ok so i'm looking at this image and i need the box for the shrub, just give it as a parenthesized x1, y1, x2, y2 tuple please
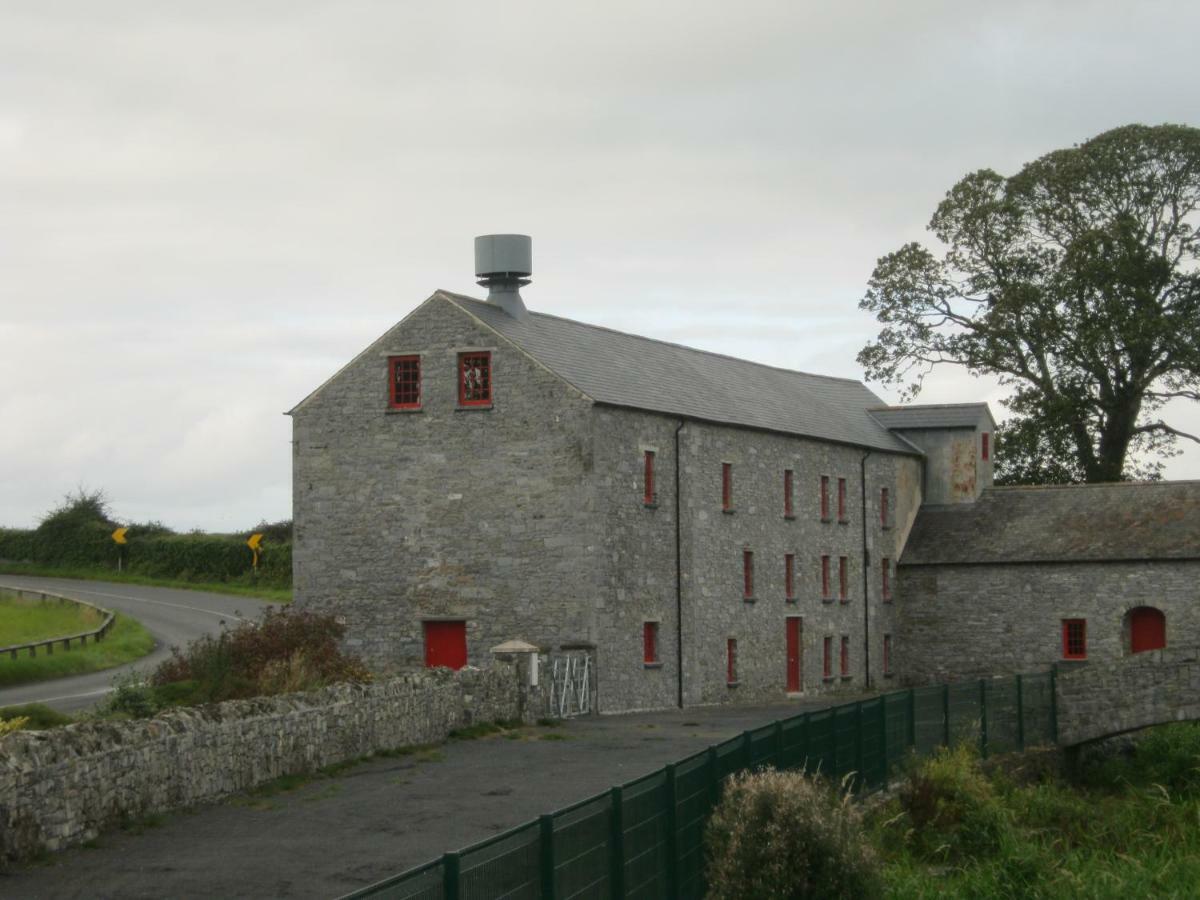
(896, 744, 1011, 862)
(0, 703, 74, 730)
(705, 767, 882, 900)
(1078, 722, 1200, 796)
(0, 716, 30, 737)
(150, 606, 369, 703)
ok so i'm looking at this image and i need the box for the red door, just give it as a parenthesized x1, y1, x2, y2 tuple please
(1130, 607, 1166, 654)
(424, 621, 467, 669)
(786, 617, 802, 692)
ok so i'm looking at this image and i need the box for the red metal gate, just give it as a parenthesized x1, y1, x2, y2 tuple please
(1129, 607, 1166, 654)
(423, 620, 467, 669)
(786, 617, 802, 692)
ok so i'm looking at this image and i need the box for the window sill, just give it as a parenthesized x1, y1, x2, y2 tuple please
(883, 672, 894, 679)
(837, 519, 850, 526)
(785, 597, 796, 604)
(456, 404, 493, 411)
(822, 597, 834, 604)
(743, 597, 756, 604)
(643, 500, 658, 509)
(822, 676, 835, 683)
(840, 675, 853, 682)
(882, 598, 893, 605)
(726, 681, 740, 688)
(839, 598, 850, 605)
(385, 407, 423, 415)
(881, 523, 892, 531)
(1059, 657, 1089, 666)
(722, 508, 736, 515)
(783, 514, 796, 521)
(820, 516, 832, 524)
(644, 662, 663, 670)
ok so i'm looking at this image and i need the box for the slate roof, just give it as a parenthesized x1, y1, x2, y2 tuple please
(868, 403, 994, 430)
(901, 482, 1200, 565)
(441, 292, 917, 454)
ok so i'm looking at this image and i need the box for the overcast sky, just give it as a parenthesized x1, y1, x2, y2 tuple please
(2, 0, 1198, 531)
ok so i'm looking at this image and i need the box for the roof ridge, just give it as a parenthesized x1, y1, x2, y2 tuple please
(869, 402, 990, 411)
(437, 290, 872, 388)
(987, 481, 1200, 492)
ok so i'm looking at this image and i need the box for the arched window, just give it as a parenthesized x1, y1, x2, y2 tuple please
(1126, 607, 1166, 654)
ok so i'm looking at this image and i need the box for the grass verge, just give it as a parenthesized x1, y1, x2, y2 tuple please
(0, 702, 74, 729)
(0, 590, 105, 645)
(0, 563, 291, 603)
(0, 612, 155, 687)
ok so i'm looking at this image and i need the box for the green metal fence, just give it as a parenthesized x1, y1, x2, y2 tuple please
(344, 671, 1057, 900)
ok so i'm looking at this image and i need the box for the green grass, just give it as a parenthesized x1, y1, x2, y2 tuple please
(866, 726, 1200, 898)
(0, 612, 155, 687)
(0, 702, 75, 729)
(0, 563, 291, 603)
(0, 591, 105, 645)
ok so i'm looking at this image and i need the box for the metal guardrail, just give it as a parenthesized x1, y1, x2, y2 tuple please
(0, 587, 116, 660)
(344, 670, 1058, 900)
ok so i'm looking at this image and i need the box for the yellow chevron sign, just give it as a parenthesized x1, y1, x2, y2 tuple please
(111, 527, 129, 545)
(247, 533, 264, 551)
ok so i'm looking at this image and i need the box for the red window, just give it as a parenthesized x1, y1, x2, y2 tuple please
(783, 469, 794, 517)
(458, 352, 492, 406)
(840, 635, 850, 676)
(819, 475, 830, 520)
(643, 622, 659, 664)
(880, 488, 890, 527)
(823, 636, 833, 678)
(388, 355, 421, 409)
(785, 553, 795, 600)
(981, 432, 991, 461)
(1129, 607, 1166, 654)
(727, 638, 737, 684)
(838, 556, 848, 602)
(743, 550, 754, 599)
(882, 558, 892, 602)
(837, 478, 847, 522)
(821, 555, 831, 599)
(722, 463, 733, 511)
(423, 620, 467, 670)
(643, 451, 656, 505)
(1062, 619, 1087, 659)
(883, 634, 892, 675)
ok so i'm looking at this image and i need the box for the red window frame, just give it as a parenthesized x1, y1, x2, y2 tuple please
(981, 432, 991, 461)
(722, 463, 733, 511)
(821, 555, 831, 599)
(643, 451, 656, 505)
(742, 550, 754, 599)
(837, 477, 848, 522)
(840, 635, 850, 676)
(387, 355, 421, 409)
(883, 634, 892, 675)
(838, 556, 848, 602)
(1062, 619, 1087, 659)
(458, 351, 492, 406)
(783, 469, 794, 517)
(880, 487, 890, 528)
(823, 636, 833, 678)
(882, 558, 892, 602)
(785, 553, 795, 601)
(726, 638, 737, 685)
(819, 475, 830, 521)
(643, 621, 659, 665)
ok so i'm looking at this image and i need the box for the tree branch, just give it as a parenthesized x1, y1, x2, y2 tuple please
(1133, 421, 1200, 444)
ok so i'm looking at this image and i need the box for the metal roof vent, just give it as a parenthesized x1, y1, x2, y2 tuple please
(474, 234, 531, 320)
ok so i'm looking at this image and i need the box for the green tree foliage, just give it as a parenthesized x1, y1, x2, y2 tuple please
(859, 124, 1200, 483)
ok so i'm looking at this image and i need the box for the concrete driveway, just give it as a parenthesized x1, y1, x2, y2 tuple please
(2, 698, 839, 899)
(0, 577, 273, 712)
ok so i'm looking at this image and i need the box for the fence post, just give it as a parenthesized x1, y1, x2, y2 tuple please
(942, 683, 951, 747)
(979, 679, 989, 759)
(1016, 674, 1025, 752)
(853, 702, 864, 793)
(800, 713, 809, 774)
(906, 688, 916, 749)
(774, 720, 785, 768)
(443, 851, 461, 900)
(540, 814, 556, 900)
(879, 697, 889, 790)
(1049, 664, 1059, 744)
(609, 786, 625, 899)
(665, 763, 678, 899)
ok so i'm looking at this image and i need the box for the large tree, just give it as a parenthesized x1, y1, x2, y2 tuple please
(858, 124, 1200, 483)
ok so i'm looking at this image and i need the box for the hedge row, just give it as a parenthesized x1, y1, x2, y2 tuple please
(0, 525, 291, 588)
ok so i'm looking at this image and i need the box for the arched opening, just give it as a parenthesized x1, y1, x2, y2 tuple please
(1126, 607, 1166, 654)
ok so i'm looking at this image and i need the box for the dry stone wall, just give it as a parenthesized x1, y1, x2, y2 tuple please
(0, 664, 529, 862)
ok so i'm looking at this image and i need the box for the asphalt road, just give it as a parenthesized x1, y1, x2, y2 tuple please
(0, 576, 273, 712)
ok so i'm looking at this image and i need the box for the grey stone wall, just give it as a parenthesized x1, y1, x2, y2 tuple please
(892, 426, 991, 505)
(1057, 644, 1200, 745)
(0, 665, 528, 862)
(896, 560, 1200, 683)
(292, 295, 604, 671)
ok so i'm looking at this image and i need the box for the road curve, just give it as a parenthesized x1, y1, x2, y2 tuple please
(0, 576, 275, 713)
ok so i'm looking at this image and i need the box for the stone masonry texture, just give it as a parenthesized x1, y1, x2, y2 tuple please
(0, 665, 528, 862)
(291, 295, 927, 713)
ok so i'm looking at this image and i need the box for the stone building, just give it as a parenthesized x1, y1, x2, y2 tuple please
(288, 236, 1007, 712)
(896, 481, 1200, 683)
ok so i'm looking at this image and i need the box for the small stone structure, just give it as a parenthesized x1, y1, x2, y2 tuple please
(1056, 644, 1200, 746)
(0, 664, 531, 862)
